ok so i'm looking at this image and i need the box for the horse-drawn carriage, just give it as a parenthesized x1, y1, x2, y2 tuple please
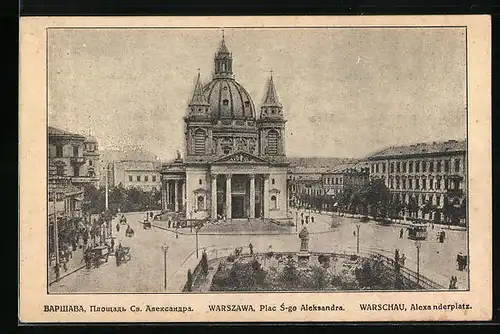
(115, 246, 131, 266)
(120, 215, 128, 225)
(125, 225, 135, 237)
(84, 245, 110, 268)
(408, 224, 428, 240)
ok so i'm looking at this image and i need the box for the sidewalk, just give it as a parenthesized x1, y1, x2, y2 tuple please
(48, 246, 86, 285)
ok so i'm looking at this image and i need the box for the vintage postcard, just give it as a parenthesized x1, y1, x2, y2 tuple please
(19, 15, 491, 322)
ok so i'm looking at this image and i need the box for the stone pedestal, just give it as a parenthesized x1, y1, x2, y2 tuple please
(297, 252, 310, 267)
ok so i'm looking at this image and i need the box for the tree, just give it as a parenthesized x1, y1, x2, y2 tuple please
(186, 269, 193, 292)
(281, 255, 298, 285)
(201, 251, 209, 276)
(317, 254, 330, 269)
(311, 266, 328, 290)
(358, 179, 390, 219)
(82, 184, 104, 215)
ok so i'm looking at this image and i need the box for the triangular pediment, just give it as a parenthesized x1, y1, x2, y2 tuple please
(212, 151, 269, 164)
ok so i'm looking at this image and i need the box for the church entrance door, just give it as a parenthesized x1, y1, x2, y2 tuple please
(232, 195, 245, 219)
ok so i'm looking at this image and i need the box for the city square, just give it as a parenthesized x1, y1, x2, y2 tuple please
(47, 28, 468, 293)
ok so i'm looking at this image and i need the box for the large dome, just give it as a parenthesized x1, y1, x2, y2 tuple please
(202, 78, 256, 120)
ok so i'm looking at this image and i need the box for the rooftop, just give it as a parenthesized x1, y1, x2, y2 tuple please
(48, 126, 86, 140)
(368, 140, 466, 160)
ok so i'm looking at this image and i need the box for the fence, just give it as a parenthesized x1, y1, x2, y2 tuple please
(179, 244, 445, 292)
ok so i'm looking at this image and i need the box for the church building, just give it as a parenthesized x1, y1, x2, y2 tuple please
(160, 35, 289, 223)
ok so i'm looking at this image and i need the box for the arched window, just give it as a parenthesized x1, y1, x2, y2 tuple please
(197, 195, 205, 211)
(271, 195, 277, 210)
(193, 129, 206, 155)
(266, 130, 279, 155)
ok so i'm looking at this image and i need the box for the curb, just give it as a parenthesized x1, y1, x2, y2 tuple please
(49, 264, 86, 286)
(143, 221, 337, 236)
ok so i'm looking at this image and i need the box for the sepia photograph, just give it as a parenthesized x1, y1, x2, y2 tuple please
(19, 15, 491, 322)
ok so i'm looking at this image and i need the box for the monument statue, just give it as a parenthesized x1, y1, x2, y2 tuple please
(299, 226, 309, 252)
(176, 150, 182, 161)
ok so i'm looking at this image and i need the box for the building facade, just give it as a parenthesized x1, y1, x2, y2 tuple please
(367, 140, 467, 223)
(110, 160, 161, 191)
(161, 36, 289, 222)
(286, 167, 325, 208)
(48, 126, 100, 188)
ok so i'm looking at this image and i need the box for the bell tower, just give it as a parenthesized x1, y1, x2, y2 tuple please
(258, 72, 286, 157)
(185, 71, 212, 156)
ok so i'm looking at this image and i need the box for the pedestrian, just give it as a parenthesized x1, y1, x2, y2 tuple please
(399, 228, 404, 239)
(54, 264, 60, 281)
(62, 257, 68, 272)
(116, 223, 120, 233)
(175, 226, 179, 239)
(400, 254, 406, 266)
(110, 237, 115, 252)
(394, 249, 400, 264)
(301, 219, 304, 226)
(249, 242, 254, 255)
(311, 216, 315, 223)
(168, 220, 171, 229)
(353, 230, 356, 236)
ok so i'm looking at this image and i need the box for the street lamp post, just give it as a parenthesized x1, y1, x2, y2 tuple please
(162, 243, 169, 290)
(415, 240, 422, 286)
(295, 211, 298, 232)
(356, 224, 360, 253)
(195, 224, 202, 259)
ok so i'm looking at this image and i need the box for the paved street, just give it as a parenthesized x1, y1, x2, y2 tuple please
(49, 210, 468, 293)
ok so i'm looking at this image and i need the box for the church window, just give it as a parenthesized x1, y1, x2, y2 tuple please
(129, 175, 133, 182)
(266, 130, 279, 155)
(271, 109, 276, 114)
(271, 195, 277, 210)
(199, 179, 202, 185)
(272, 179, 275, 185)
(223, 99, 229, 106)
(152, 175, 156, 182)
(223, 147, 231, 155)
(89, 160, 93, 166)
(244, 101, 250, 108)
(137, 175, 141, 182)
(56, 165, 64, 176)
(223, 86, 228, 91)
(145, 175, 149, 182)
(197, 196, 205, 211)
(194, 129, 207, 155)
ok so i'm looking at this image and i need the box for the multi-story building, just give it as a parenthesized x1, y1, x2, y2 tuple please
(48, 126, 100, 188)
(110, 160, 162, 192)
(321, 162, 370, 210)
(287, 167, 326, 207)
(367, 140, 467, 223)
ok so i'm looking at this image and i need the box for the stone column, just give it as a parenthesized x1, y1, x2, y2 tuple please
(183, 179, 187, 212)
(263, 174, 270, 219)
(161, 184, 167, 211)
(174, 180, 179, 212)
(249, 174, 255, 219)
(211, 174, 218, 220)
(226, 174, 232, 220)
(165, 181, 170, 211)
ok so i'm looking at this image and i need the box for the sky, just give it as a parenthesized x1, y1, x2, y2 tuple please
(48, 27, 466, 160)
